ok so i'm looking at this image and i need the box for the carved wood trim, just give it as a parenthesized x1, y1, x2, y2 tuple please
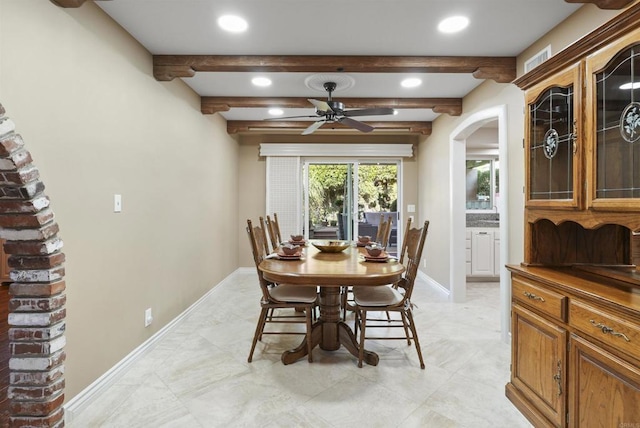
(526, 209, 640, 231)
(515, 1, 640, 89)
(565, 0, 634, 10)
(202, 97, 462, 116)
(227, 120, 432, 135)
(50, 0, 88, 7)
(154, 55, 516, 83)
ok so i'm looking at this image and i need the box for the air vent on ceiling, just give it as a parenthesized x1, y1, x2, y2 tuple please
(524, 45, 551, 73)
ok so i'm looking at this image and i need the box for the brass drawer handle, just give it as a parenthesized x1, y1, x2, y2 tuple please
(590, 320, 631, 342)
(523, 291, 545, 302)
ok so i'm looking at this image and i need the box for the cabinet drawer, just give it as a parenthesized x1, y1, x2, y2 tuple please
(569, 300, 640, 362)
(512, 276, 567, 321)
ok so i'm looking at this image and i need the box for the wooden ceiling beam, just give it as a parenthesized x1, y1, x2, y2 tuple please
(227, 120, 432, 135)
(565, 0, 634, 9)
(202, 97, 462, 116)
(50, 0, 88, 6)
(153, 55, 516, 83)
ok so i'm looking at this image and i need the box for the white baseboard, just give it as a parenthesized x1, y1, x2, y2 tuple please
(64, 268, 244, 423)
(418, 270, 450, 297)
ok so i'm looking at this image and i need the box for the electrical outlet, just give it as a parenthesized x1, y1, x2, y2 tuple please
(423, 258, 427, 268)
(144, 308, 153, 327)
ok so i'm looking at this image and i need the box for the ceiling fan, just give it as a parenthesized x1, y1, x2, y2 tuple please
(268, 81, 395, 135)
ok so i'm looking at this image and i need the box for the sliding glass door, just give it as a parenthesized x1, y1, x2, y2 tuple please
(303, 159, 401, 254)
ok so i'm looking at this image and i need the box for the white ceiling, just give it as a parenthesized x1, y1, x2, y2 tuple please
(96, 0, 583, 130)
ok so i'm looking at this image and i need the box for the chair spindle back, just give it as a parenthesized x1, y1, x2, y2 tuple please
(397, 220, 429, 301)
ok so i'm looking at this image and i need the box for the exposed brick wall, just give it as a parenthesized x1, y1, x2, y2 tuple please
(0, 104, 66, 427)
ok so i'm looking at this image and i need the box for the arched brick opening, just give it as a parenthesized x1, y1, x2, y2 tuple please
(0, 104, 66, 427)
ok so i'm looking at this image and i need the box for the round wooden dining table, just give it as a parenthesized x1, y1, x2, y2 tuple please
(259, 241, 405, 365)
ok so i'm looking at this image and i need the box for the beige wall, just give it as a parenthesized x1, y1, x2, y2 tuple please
(518, 4, 621, 74)
(0, 1, 239, 399)
(417, 4, 629, 289)
(238, 143, 267, 267)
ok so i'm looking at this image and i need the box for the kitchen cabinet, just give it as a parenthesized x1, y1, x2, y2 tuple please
(466, 228, 499, 278)
(569, 334, 640, 427)
(525, 63, 582, 210)
(507, 266, 640, 428)
(465, 230, 472, 275)
(471, 229, 494, 276)
(494, 236, 501, 276)
(508, 6, 640, 428)
(510, 303, 567, 427)
(585, 26, 640, 211)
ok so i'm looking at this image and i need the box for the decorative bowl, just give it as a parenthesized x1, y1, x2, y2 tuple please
(312, 240, 350, 253)
(357, 235, 371, 244)
(281, 243, 300, 255)
(290, 234, 304, 242)
(365, 245, 383, 257)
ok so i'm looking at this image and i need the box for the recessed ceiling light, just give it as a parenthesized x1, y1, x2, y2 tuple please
(401, 78, 422, 88)
(251, 77, 272, 87)
(620, 82, 640, 90)
(268, 108, 283, 116)
(218, 15, 248, 33)
(438, 16, 469, 34)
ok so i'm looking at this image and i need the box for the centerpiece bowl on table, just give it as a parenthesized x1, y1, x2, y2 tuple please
(312, 240, 351, 253)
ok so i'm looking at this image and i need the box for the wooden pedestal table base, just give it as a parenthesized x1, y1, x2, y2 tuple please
(281, 287, 379, 366)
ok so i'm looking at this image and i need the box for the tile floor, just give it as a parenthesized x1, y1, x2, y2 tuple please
(67, 272, 532, 427)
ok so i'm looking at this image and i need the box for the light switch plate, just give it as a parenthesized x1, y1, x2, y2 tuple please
(407, 204, 415, 213)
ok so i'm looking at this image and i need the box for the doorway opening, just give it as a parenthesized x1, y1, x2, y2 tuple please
(449, 105, 510, 342)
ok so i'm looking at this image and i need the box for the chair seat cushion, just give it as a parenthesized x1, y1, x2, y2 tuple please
(353, 285, 403, 307)
(269, 284, 317, 303)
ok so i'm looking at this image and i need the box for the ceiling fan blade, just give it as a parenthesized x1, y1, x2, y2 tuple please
(308, 99, 333, 113)
(301, 120, 325, 135)
(343, 107, 395, 117)
(339, 117, 374, 133)
(264, 115, 319, 121)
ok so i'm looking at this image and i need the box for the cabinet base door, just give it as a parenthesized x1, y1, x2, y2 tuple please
(569, 334, 640, 428)
(511, 305, 567, 427)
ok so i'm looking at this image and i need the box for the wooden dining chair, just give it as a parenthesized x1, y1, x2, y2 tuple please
(265, 213, 282, 252)
(246, 218, 317, 363)
(342, 213, 390, 319)
(340, 214, 401, 321)
(353, 220, 429, 369)
(382, 216, 413, 321)
(397, 216, 413, 265)
(375, 214, 392, 248)
(258, 216, 272, 254)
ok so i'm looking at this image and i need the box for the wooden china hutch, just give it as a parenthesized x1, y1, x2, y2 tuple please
(507, 5, 640, 428)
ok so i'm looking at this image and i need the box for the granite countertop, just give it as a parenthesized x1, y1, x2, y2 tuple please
(466, 213, 499, 228)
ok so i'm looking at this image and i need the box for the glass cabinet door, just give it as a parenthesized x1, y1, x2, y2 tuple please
(525, 64, 582, 209)
(587, 30, 640, 210)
